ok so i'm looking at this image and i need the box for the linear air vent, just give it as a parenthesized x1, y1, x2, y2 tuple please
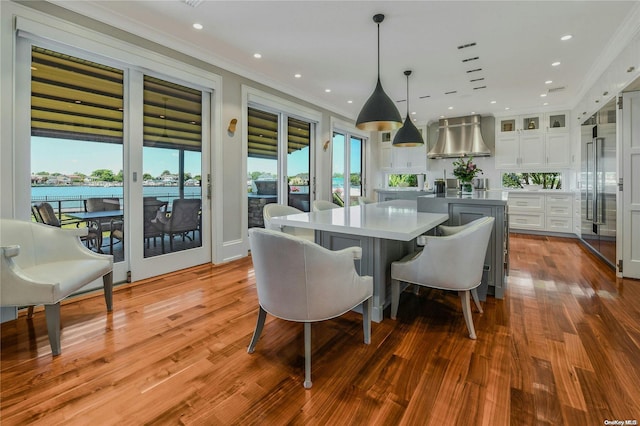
(470, 78, 485, 82)
(548, 86, 566, 93)
(457, 42, 477, 49)
(444, 91, 457, 95)
(473, 86, 487, 90)
(462, 57, 479, 63)
(182, 0, 203, 7)
(419, 95, 431, 99)
(466, 68, 483, 73)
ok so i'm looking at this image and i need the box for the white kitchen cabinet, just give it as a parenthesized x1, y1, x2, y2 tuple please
(392, 143, 427, 171)
(497, 113, 544, 135)
(495, 111, 571, 170)
(378, 127, 427, 172)
(508, 191, 574, 234)
(495, 132, 545, 168)
(380, 144, 393, 170)
(545, 133, 571, 168)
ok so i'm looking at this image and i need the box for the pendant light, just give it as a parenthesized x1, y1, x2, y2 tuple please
(356, 14, 402, 132)
(392, 70, 424, 147)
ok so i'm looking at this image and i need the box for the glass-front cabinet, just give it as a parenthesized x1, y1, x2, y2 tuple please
(546, 112, 569, 133)
(495, 111, 571, 170)
(497, 113, 543, 135)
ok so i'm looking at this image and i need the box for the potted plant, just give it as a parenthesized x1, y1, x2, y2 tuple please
(452, 157, 483, 194)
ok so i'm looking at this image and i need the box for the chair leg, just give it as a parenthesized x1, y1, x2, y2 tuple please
(362, 297, 372, 344)
(27, 306, 35, 319)
(103, 271, 113, 312)
(459, 291, 477, 340)
(303, 322, 312, 389)
(247, 306, 267, 354)
(44, 303, 62, 356)
(471, 288, 483, 313)
(391, 279, 400, 320)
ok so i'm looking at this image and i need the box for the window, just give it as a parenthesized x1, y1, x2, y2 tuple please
(247, 106, 314, 228)
(332, 131, 365, 207)
(502, 172, 562, 189)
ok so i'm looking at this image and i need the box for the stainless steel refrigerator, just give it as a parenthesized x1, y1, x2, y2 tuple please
(580, 99, 617, 267)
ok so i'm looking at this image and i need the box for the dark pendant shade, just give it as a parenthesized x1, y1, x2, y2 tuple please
(393, 114, 424, 147)
(356, 79, 403, 131)
(356, 14, 402, 132)
(392, 69, 424, 146)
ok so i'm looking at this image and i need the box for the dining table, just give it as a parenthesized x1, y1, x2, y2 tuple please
(269, 199, 448, 322)
(66, 210, 124, 252)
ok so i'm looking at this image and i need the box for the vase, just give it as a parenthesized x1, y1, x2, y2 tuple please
(460, 181, 473, 194)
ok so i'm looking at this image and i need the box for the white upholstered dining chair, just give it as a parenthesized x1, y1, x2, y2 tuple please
(312, 199, 341, 211)
(0, 218, 113, 355)
(390, 216, 494, 339)
(262, 203, 314, 242)
(247, 227, 373, 388)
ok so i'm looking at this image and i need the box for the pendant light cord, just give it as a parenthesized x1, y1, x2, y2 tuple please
(404, 70, 412, 116)
(377, 21, 380, 78)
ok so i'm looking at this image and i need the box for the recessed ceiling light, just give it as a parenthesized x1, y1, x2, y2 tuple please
(561, 34, 572, 41)
(411, 111, 416, 115)
(540, 93, 547, 97)
(347, 100, 353, 104)
(551, 61, 561, 67)
(253, 53, 262, 59)
(505, 107, 510, 110)
(545, 80, 553, 84)
(325, 89, 331, 93)
(471, 111, 475, 114)
(490, 100, 497, 104)
(294, 73, 301, 78)
(193, 23, 203, 30)
(543, 102, 549, 106)
(440, 115, 445, 118)
(448, 106, 453, 110)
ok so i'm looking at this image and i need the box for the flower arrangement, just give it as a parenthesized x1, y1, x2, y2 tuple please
(452, 156, 483, 183)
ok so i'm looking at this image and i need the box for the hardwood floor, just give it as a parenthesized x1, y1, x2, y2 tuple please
(1, 234, 639, 425)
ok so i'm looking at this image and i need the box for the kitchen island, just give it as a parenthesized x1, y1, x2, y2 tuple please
(417, 190, 509, 299)
(269, 200, 448, 322)
(375, 188, 433, 202)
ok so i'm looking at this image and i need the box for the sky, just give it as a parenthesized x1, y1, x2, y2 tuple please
(32, 136, 358, 179)
(31, 137, 201, 177)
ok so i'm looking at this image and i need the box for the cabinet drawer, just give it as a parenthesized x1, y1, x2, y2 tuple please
(509, 213, 544, 230)
(546, 205, 571, 217)
(546, 217, 572, 232)
(546, 193, 572, 203)
(508, 194, 545, 211)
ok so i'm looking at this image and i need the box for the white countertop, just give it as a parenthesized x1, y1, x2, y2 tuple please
(269, 199, 449, 241)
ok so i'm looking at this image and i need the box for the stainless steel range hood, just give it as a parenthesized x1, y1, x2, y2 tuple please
(428, 114, 491, 158)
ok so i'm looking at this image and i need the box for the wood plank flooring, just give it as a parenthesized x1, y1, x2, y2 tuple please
(1, 234, 639, 425)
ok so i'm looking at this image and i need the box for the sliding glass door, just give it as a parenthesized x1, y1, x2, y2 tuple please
(332, 130, 365, 207)
(23, 41, 212, 283)
(247, 106, 313, 229)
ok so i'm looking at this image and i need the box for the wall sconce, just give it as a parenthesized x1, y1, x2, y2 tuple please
(228, 118, 238, 135)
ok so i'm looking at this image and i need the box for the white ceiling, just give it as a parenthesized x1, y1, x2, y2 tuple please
(50, 0, 640, 124)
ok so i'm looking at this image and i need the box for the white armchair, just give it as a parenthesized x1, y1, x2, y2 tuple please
(0, 219, 113, 355)
(262, 203, 314, 242)
(390, 216, 494, 339)
(312, 199, 341, 211)
(247, 228, 373, 388)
